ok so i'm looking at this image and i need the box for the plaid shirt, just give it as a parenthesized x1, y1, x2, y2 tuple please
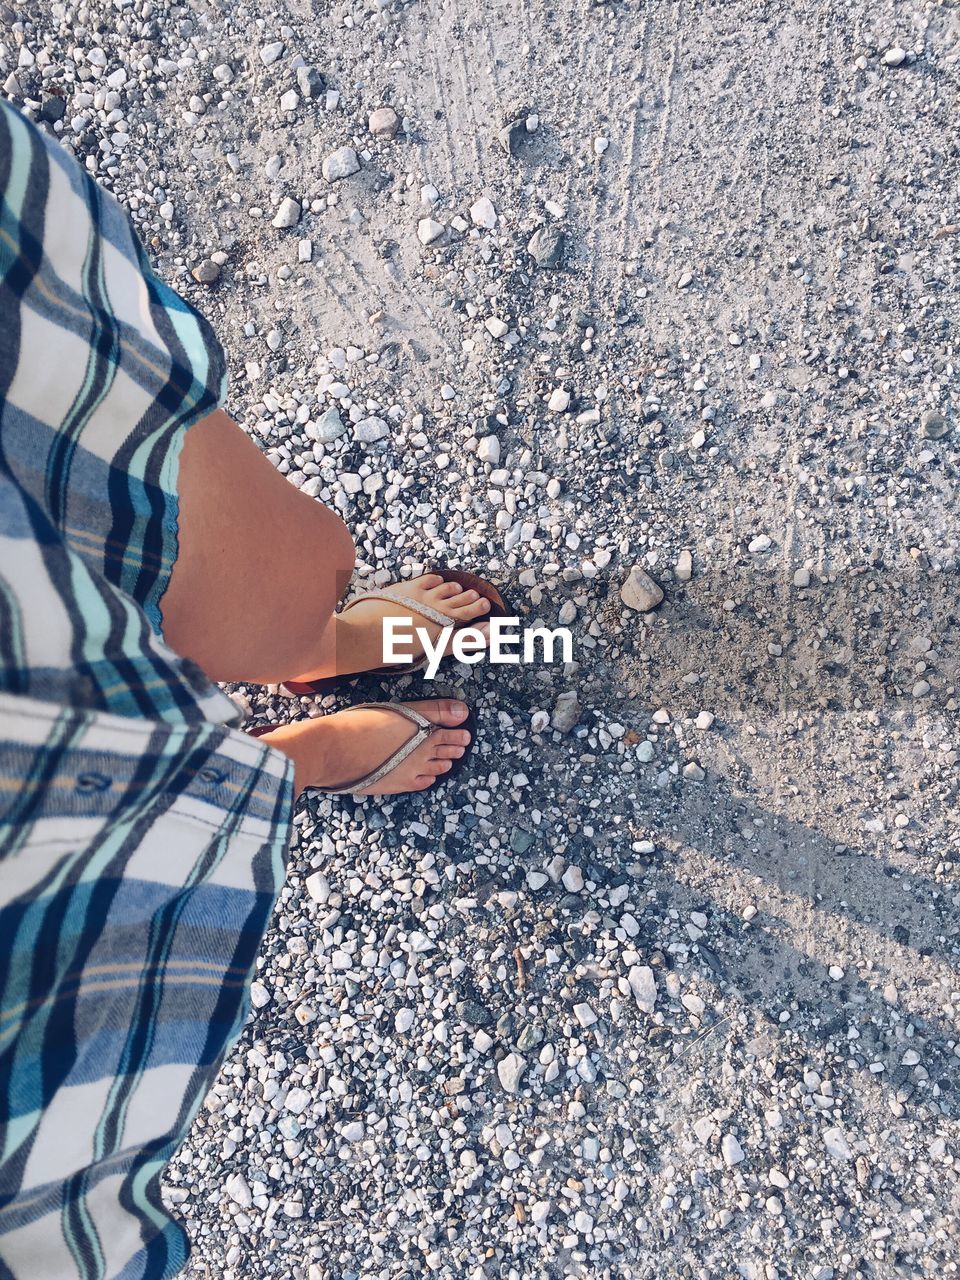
(0, 100, 293, 1279)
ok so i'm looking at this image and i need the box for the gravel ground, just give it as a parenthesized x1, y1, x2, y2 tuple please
(6, 0, 960, 1277)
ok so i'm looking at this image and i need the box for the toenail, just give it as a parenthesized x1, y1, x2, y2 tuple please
(450, 701, 467, 716)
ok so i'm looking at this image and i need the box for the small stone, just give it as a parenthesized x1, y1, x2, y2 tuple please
(823, 1127, 852, 1160)
(369, 106, 400, 138)
(341, 1121, 364, 1142)
(191, 259, 220, 285)
(497, 1052, 526, 1094)
(530, 1200, 551, 1225)
(322, 146, 360, 181)
(470, 196, 497, 228)
(298, 238, 313, 263)
(284, 1087, 311, 1115)
(561, 865, 584, 893)
(882, 46, 907, 66)
(748, 534, 772, 552)
(793, 567, 811, 587)
(417, 217, 445, 246)
(311, 407, 346, 443)
(225, 1173, 253, 1208)
(620, 566, 664, 613)
(677, 271, 693, 289)
(394, 1008, 415, 1034)
(692, 1117, 714, 1145)
(573, 1002, 597, 1028)
(249, 981, 270, 1008)
(628, 965, 657, 1013)
(354, 415, 389, 443)
(39, 94, 66, 123)
(682, 992, 706, 1018)
(484, 317, 509, 338)
(676, 549, 693, 582)
(695, 711, 715, 730)
(527, 226, 564, 268)
(525, 870, 549, 891)
(305, 871, 330, 902)
(477, 435, 501, 465)
(260, 41, 284, 66)
(297, 66, 325, 98)
(551, 691, 581, 734)
(828, 964, 845, 981)
(279, 89, 299, 112)
(721, 1133, 745, 1167)
(548, 388, 570, 413)
(682, 762, 705, 783)
(272, 197, 301, 229)
(919, 408, 949, 439)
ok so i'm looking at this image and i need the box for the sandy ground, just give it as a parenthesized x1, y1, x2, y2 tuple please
(10, 0, 960, 1276)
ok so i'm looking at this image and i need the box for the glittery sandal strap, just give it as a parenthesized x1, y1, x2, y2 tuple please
(312, 702, 438, 795)
(341, 587, 454, 630)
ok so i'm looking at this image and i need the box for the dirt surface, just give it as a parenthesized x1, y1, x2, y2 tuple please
(8, 0, 960, 1276)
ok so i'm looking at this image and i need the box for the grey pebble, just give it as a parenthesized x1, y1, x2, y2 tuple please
(620, 566, 664, 613)
(920, 408, 950, 439)
(551, 691, 581, 733)
(527, 226, 564, 268)
(354, 416, 390, 444)
(322, 146, 360, 182)
(271, 197, 301, 229)
(296, 65, 325, 98)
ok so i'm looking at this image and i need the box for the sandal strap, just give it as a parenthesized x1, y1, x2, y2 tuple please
(341, 586, 453, 630)
(313, 702, 438, 795)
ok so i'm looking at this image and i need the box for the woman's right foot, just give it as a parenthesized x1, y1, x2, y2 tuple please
(256, 699, 472, 795)
(284, 574, 493, 686)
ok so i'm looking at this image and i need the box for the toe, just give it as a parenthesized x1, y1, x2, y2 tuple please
(432, 744, 467, 761)
(451, 596, 492, 620)
(416, 698, 470, 727)
(433, 727, 472, 748)
(415, 573, 444, 589)
(439, 588, 475, 609)
(430, 759, 454, 775)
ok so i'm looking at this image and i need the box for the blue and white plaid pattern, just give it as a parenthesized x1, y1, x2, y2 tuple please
(0, 101, 294, 1278)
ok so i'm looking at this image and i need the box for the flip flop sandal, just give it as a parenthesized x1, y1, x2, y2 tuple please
(283, 568, 511, 696)
(248, 702, 477, 795)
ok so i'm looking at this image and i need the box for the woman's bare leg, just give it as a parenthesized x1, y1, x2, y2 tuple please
(162, 409, 356, 684)
(161, 410, 472, 797)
